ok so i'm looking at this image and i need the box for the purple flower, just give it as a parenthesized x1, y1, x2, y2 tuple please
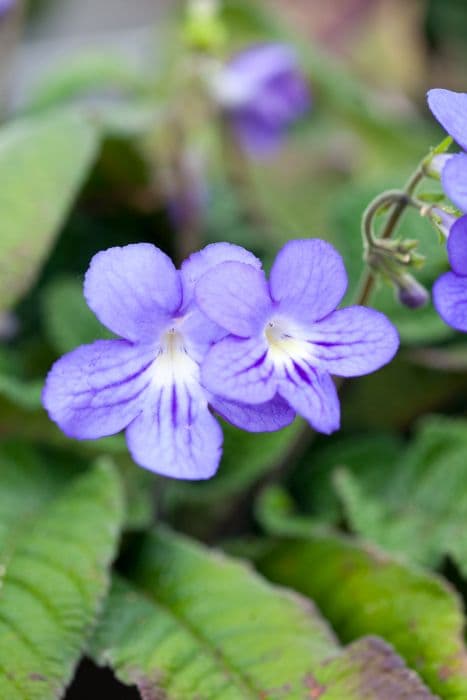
(213, 43, 310, 156)
(196, 239, 399, 434)
(42, 243, 294, 480)
(427, 89, 467, 212)
(0, 0, 14, 16)
(433, 214, 467, 331)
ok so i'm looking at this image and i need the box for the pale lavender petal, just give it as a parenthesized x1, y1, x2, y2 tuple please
(196, 262, 272, 337)
(278, 366, 340, 435)
(181, 242, 262, 306)
(42, 340, 155, 439)
(179, 306, 226, 364)
(305, 306, 400, 377)
(447, 215, 467, 276)
(179, 243, 264, 359)
(270, 239, 348, 323)
(201, 335, 276, 404)
(427, 89, 467, 151)
(433, 272, 467, 332)
(84, 244, 182, 343)
(228, 44, 300, 88)
(210, 393, 295, 432)
(441, 153, 467, 213)
(126, 385, 223, 480)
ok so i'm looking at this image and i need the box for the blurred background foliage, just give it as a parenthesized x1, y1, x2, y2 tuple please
(2, 1, 467, 698)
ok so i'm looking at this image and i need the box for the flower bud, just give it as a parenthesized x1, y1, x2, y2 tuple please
(427, 153, 453, 179)
(184, 0, 226, 52)
(430, 207, 457, 239)
(396, 274, 429, 309)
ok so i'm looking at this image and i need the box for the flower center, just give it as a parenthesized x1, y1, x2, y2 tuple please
(150, 327, 199, 388)
(264, 318, 306, 363)
(161, 327, 185, 358)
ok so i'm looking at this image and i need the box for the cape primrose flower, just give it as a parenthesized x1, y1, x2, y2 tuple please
(427, 88, 467, 212)
(212, 43, 310, 156)
(433, 214, 467, 332)
(42, 243, 294, 480)
(196, 239, 399, 434)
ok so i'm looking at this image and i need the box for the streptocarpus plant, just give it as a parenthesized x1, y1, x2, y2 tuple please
(42, 239, 398, 479)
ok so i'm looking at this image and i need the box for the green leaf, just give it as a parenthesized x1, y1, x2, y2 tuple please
(92, 528, 433, 699)
(91, 527, 338, 699)
(335, 415, 467, 575)
(41, 276, 112, 355)
(0, 109, 99, 312)
(255, 485, 330, 537)
(23, 52, 146, 114)
(0, 457, 125, 699)
(258, 533, 467, 699)
(290, 432, 403, 525)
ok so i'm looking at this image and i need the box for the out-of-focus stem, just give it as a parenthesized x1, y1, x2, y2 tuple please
(170, 120, 204, 265)
(219, 116, 276, 243)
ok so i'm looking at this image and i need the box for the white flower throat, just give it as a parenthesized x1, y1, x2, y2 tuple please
(265, 318, 310, 365)
(154, 327, 199, 387)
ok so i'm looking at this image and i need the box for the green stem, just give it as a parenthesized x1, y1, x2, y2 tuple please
(356, 162, 426, 306)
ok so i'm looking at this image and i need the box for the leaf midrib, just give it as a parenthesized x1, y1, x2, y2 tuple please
(124, 578, 268, 699)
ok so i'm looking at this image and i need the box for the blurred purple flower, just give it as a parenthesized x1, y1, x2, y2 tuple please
(213, 43, 311, 156)
(42, 243, 294, 480)
(433, 214, 467, 331)
(196, 239, 399, 434)
(0, 0, 14, 17)
(427, 89, 467, 212)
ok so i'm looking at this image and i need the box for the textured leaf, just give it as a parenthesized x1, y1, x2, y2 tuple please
(258, 533, 467, 699)
(0, 457, 125, 699)
(91, 527, 338, 699)
(334, 415, 467, 575)
(92, 528, 434, 699)
(0, 110, 99, 311)
(314, 636, 436, 700)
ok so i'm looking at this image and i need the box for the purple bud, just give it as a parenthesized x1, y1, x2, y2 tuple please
(397, 274, 429, 309)
(212, 43, 311, 157)
(431, 207, 457, 239)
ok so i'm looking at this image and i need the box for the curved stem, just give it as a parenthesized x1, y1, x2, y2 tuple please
(356, 163, 426, 306)
(361, 190, 409, 248)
